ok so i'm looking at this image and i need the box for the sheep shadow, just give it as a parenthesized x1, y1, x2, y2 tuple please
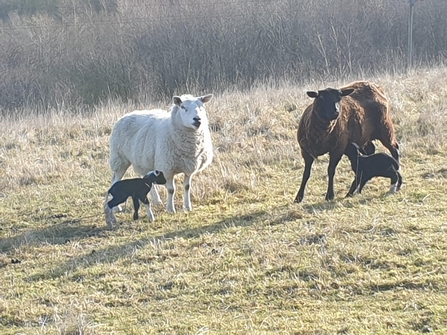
(25, 209, 268, 281)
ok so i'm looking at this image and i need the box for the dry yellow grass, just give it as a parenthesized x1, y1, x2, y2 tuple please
(1, 67, 447, 334)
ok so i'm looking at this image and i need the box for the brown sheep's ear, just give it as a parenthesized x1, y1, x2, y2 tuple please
(340, 88, 354, 97)
(173, 96, 182, 106)
(307, 91, 319, 98)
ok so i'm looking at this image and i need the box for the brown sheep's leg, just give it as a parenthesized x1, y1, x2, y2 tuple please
(378, 132, 400, 163)
(384, 142, 400, 164)
(325, 154, 342, 201)
(294, 152, 314, 203)
(346, 178, 359, 197)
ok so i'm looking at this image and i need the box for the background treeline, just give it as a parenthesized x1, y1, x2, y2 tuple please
(0, 0, 446, 113)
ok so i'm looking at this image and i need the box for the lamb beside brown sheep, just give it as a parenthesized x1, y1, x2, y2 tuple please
(294, 81, 400, 203)
(344, 142, 402, 197)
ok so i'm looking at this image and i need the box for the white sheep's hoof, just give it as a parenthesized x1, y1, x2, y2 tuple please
(150, 188, 163, 205)
(152, 199, 163, 206)
(166, 206, 176, 214)
(105, 208, 117, 228)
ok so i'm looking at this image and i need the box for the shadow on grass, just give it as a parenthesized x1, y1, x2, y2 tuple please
(18, 209, 268, 281)
(301, 199, 339, 214)
(0, 216, 107, 253)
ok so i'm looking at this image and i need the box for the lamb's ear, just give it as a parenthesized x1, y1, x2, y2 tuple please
(200, 94, 213, 104)
(307, 91, 318, 98)
(154, 170, 160, 176)
(173, 96, 182, 106)
(340, 88, 354, 97)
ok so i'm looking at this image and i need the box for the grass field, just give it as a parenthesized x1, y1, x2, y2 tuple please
(1, 67, 447, 334)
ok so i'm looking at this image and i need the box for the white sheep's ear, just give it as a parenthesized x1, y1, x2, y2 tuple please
(307, 91, 318, 98)
(340, 88, 354, 97)
(173, 96, 182, 106)
(199, 94, 213, 103)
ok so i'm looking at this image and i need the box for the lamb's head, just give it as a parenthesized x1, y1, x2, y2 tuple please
(144, 170, 167, 185)
(173, 94, 213, 130)
(344, 142, 361, 160)
(307, 87, 354, 121)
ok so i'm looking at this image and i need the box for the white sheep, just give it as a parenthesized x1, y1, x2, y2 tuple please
(108, 94, 214, 215)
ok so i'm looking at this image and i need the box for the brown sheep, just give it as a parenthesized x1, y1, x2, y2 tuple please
(294, 81, 400, 203)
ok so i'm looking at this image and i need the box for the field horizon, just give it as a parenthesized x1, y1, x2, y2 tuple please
(1, 66, 447, 334)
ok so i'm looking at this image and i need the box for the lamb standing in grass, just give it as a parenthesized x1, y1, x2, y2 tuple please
(108, 94, 214, 213)
(105, 170, 167, 227)
(344, 142, 402, 197)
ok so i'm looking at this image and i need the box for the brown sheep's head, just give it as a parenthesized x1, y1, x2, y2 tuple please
(307, 88, 354, 121)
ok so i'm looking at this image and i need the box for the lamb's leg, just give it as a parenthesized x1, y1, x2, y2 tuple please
(142, 197, 155, 222)
(183, 174, 193, 211)
(294, 152, 314, 203)
(346, 176, 359, 197)
(396, 171, 403, 191)
(357, 176, 369, 194)
(165, 175, 176, 213)
(149, 186, 163, 206)
(325, 154, 342, 201)
(131, 196, 140, 221)
(389, 171, 400, 194)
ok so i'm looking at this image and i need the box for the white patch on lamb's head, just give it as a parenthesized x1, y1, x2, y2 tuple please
(173, 94, 213, 130)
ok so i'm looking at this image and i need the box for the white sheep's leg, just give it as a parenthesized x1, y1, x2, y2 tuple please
(149, 186, 163, 206)
(104, 205, 117, 228)
(143, 198, 155, 222)
(111, 169, 127, 212)
(165, 176, 176, 213)
(183, 174, 193, 211)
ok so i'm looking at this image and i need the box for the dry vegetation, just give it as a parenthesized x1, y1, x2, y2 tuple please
(1, 0, 447, 112)
(1, 67, 447, 334)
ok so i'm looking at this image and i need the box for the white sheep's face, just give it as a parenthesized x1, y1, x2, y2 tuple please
(173, 94, 213, 130)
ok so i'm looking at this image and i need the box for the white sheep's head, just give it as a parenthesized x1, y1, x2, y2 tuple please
(173, 94, 213, 130)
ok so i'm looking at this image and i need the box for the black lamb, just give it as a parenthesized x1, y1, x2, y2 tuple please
(104, 170, 166, 227)
(344, 142, 402, 197)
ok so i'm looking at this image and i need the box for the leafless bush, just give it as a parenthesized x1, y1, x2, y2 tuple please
(0, 0, 446, 113)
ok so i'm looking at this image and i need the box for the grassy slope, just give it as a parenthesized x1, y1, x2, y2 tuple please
(1, 68, 447, 334)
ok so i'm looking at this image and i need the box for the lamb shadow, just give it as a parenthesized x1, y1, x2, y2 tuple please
(26, 209, 267, 281)
(301, 200, 339, 214)
(0, 216, 108, 253)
